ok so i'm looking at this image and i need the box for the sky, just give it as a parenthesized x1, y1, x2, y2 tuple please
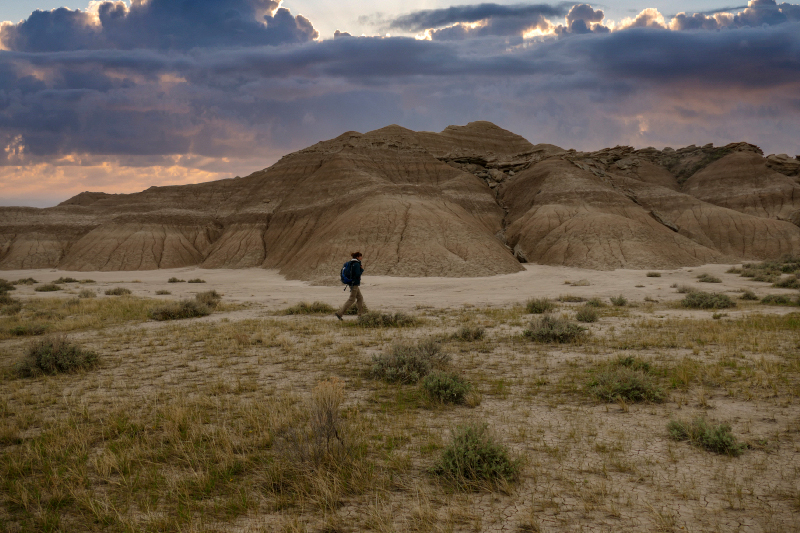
(1, 0, 799, 207)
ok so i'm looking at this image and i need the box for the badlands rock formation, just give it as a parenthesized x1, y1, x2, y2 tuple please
(2, 122, 800, 280)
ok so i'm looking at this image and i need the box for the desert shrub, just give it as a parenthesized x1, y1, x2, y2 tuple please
(0, 279, 16, 292)
(588, 366, 664, 403)
(697, 273, 722, 283)
(575, 305, 598, 323)
(148, 300, 211, 321)
(283, 301, 335, 315)
(54, 277, 79, 284)
(371, 338, 449, 383)
(673, 284, 695, 294)
(7, 323, 48, 336)
(0, 292, 15, 305)
(155, 290, 171, 295)
(523, 315, 586, 343)
(760, 294, 793, 305)
(34, 283, 61, 292)
(646, 272, 661, 277)
(195, 290, 222, 308)
(667, 417, 746, 456)
(557, 294, 585, 303)
(187, 278, 206, 283)
(740, 289, 758, 301)
(168, 277, 185, 283)
(452, 325, 485, 341)
(614, 355, 652, 373)
(105, 287, 131, 296)
(431, 423, 520, 485)
(78, 289, 96, 299)
(773, 276, 800, 289)
(422, 372, 472, 404)
(525, 297, 556, 314)
(681, 291, 736, 309)
(726, 266, 742, 274)
(15, 335, 98, 377)
(13, 277, 38, 285)
(357, 311, 417, 327)
(610, 295, 628, 306)
(585, 297, 605, 308)
(79, 279, 95, 284)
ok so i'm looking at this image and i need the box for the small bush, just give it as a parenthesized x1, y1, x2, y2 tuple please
(0, 292, 16, 305)
(431, 423, 520, 485)
(13, 277, 38, 285)
(525, 297, 556, 313)
(557, 294, 586, 303)
(187, 278, 206, 284)
(34, 283, 61, 292)
(7, 323, 47, 336)
(155, 290, 171, 295)
(16, 335, 98, 377)
(588, 366, 665, 403)
(761, 294, 793, 305)
(667, 417, 746, 456)
(673, 284, 695, 294)
(452, 325, 485, 341)
(105, 287, 131, 296)
(0, 279, 16, 292)
(357, 311, 418, 327)
(773, 276, 800, 289)
(1, 301, 23, 315)
(168, 277, 185, 283)
(575, 305, 598, 323)
(54, 277, 79, 284)
(149, 300, 211, 321)
(523, 315, 586, 343)
(681, 291, 736, 309)
(422, 372, 472, 404)
(371, 339, 449, 383)
(614, 355, 652, 373)
(585, 297, 605, 308)
(610, 295, 627, 306)
(726, 266, 742, 274)
(283, 301, 335, 315)
(646, 272, 661, 277)
(740, 290, 758, 300)
(195, 290, 222, 308)
(697, 273, 722, 283)
(78, 289, 96, 299)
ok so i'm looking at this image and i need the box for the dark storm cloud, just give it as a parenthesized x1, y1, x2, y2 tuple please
(386, 3, 570, 32)
(0, 0, 317, 52)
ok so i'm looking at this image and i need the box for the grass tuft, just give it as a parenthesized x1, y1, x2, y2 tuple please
(13, 277, 38, 285)
(356, 311, 418, 327)
(610, 295, 628, 306)
(104, 287, 131, 296)
(54, 277, 80, 284)
(760, 294, 794, 306)
(588, 365, 664, 403)
(421, 371, 472, 404)
(681, 291, 736, 309)
(740, 289, 758, 300)
(283, 301, 336, 315)
(451, 325, 485, 341)
(431, 423, 520, 486)
(15, 334, 98, 377)
(35, 283, 62, 292)
(195, 290, 222, 308)
(667, 417, 746, 456)
(525, 297, 556, 313)
(585, 297, 606, 307)
(523, 315, 586, 343)
(697, 273, 722, 283)
(187, 278, 206, 283)
(168, 277, 185, 283)
(575, 305, 599, 323)
(371, 338, 448, 383)
(78, 289, 96, 299)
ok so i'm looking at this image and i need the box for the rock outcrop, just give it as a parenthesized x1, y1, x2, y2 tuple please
(2, 122, 800, 279)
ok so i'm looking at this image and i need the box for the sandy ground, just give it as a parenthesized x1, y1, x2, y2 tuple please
(3, 263, 795, 312)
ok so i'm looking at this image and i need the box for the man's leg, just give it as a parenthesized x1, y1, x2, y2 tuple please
(355, 286, 365, 315)
(339, 287, 357, 316)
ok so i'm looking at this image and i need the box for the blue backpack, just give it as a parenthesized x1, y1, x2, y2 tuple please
(340, 260, 355, 286)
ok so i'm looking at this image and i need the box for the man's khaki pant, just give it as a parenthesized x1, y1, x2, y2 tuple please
(340, 285, 365, 316)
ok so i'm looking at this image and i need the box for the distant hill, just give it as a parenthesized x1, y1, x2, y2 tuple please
(2, 121, 800, 280)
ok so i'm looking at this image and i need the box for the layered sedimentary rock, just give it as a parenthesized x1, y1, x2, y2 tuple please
(2, 122, 800, 279)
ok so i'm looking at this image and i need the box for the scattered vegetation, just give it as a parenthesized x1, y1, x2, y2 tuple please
(283, 301, 336, 315)
(195, 290, 222, 308)
(0, 279, 16, 292)
(370, 338, 448, 383)
(451, 325, 485, 341)
(78, 289, 96, 299)
(431, 423, 520, 487)
(168, 277, 186, 283)
(54, 277, 80, 284)
(34, 283, 61, 292)
(525, 297, 556, 314)
(155, 290, 171, 295)
(12, 277, 38, 285)
(187, 278, 206, 283)
(646, 272, 662, 277)
(6, 323, 47, 337)
(570, 279, 590, 286)
(697, 273, 722, 283)
(148, 299, 211, 321)
(587, 357, 664, 403)
(356, 311, 418, 327)
(761, 294, 794, 306)
(668, 417, 747, 456)
(681, 291, 736, 309)
(585, 297, 606, 307)
(773, 276, 800, 289)
(673, 284, 695, 294)
(575, 305, 598, 323)
(524, 315, 586, 343)
(422, 371, 472, 404)
(740, 289, 759, 300)
(105, 287, 132, 296)
(735, 256, 800, 284)
(15, 334, 99, 377)
(557, 294, 586, 303)
(610, 295, 628, 306)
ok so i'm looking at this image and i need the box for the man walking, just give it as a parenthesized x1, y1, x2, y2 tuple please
(336, 252, 365, 319)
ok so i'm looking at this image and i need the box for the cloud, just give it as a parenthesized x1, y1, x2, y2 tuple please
(386, 3, 570, 33)
(0, 0, 318, 52)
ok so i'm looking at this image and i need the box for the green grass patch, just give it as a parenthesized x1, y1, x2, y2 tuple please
(667, 417, 746, 456)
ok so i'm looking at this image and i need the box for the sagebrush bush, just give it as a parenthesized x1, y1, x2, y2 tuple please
(16, 335, 98, 377)
(773, 276, 800, 289)
(588, 366, 665, 403)
(681, 291, 736, 309)
(452, 325, 485, 341)
(422, 372, 471, 403)
(370, 338, 449, 383)
(357, 311, 417, 327)
(187, 278, 206, 284)
(523, 315, 586, 343)
(761, 294, 793, 305)
(575, 305, 598, 323)
(697, 273, 722, 283)
(585, 297, 605, 308)
(610, 295, 628, 306)
(195, 290, 222, 308)
(54, 277, 79, 284)
(431, 423, 520, 485)
(646, 272, 661, 277)
(149, 300, 211, 321)
(668, 417, 746, 456)
(155, 290, 171, 295)
(34, 283, 61, 292)
(105, 287, 131, 296)
(168, 277, 185, 283)
(525, 297, 555, 314)
(13, 277, 38, 285)
(740, 289, 758, 300)
(283, 301, 335, 315)
(78, 289, 96, 299)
